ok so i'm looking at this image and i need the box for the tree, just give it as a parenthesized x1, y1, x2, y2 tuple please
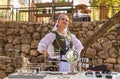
(0, 0, 7, 5)
(81, 11, 120, 56)
(90, 0, 120, 7)
(90, 0, 120, 19)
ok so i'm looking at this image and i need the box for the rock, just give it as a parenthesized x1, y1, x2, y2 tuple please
(37, 55, 44, 63)
(26, 26, 35, 34)
(7, 35, 13, 43)
(13, 37, 21, 45)
(97, 50, 109, 58)
(0, 47, 3, 55)
(36, 27, 42, 33)
(86, 48, 97, 59)
(13, 57, 23, 68)
(117, 57, 120, 64)
(108, 47, 117, 58)
(0, 63, 6, 69)
(20, 29, 27, 35)
(102, 41, 112, 49)
(42, 26, 49, 32)
(105, 58, 116, 63)
(21, 44, 30, 54)
(6, 66, 14, 73)
(114, 64, 120, 71)
(32, 32, 40, 40)
(4, 44, 13, 52)
(30, 57, 38, 63)
(21, 34, 32, 44)
(0, 70, 7, 79)
(6, 29, 14, 35)
(92, 59, 103, 66)
(98, 37, 109, 43)
(86, 31, 94, 37)
(107, 34, 116, 40)
(30, 50, 38, 56)
(105, 63, 114, 70)
(91, 43, 103, 51)
(0, 28, 6, 33)
(30, 40, 39, 49)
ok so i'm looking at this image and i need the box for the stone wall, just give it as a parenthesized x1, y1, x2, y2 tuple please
(0, 20, 120, 78)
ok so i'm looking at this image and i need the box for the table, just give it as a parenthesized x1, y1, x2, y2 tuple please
(44, 72, 120, 79)
(4, 71, 120, 79)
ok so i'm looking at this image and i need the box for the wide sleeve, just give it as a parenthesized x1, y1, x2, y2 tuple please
(71, 34, 84, 53)
(37, 32, 56, 53)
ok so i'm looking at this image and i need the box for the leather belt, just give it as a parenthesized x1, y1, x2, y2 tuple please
(60, 60, 67, 62)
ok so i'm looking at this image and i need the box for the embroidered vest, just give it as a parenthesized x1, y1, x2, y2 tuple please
(52, 31, 73, 55)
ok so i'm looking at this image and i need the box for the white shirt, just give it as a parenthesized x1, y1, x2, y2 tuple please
(37, 32, 84, 57)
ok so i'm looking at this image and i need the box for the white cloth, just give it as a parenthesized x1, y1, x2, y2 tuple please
(37, 32, 84, 72)
(59, 61, 71, 72)
(52, 14, 68, 32)
(73, 13, 90, 18)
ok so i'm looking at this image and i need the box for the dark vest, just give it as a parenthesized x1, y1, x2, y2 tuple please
(52, 31, 73, 55)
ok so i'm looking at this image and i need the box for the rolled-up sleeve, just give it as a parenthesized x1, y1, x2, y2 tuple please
(71, 34, 84, 53)
(37, 33, 56, 53)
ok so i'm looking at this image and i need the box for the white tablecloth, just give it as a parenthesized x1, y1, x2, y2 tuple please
(44, 72, 106, 79)
(4, 71, 120, 79)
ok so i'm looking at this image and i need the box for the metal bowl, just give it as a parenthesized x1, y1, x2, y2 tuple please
(65, 49, 79, 63)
